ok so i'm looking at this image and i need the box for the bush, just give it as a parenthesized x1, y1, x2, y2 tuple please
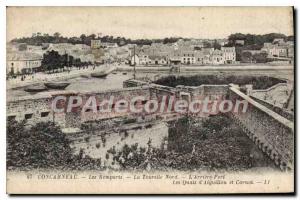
(95, 143, 101, 149)
(7, 121, 73, 169)
(84, 136, 90, 142)
(154, 74, 284, 90)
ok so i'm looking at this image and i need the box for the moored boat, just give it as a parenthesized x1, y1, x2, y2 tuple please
(44, 82, 70, 90)
(91, 71, 109, 78)
(24, 85, 48, 93)
(80, 74, 90, 78)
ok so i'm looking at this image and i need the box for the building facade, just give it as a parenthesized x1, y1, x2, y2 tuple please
(221, 47, 236, 64)
(91, 40, 102, 49)
(7, 52, 42, 74)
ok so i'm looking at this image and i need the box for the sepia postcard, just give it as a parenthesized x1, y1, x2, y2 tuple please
(6, 6, 294, 194)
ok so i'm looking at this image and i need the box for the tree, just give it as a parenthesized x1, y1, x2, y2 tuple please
(53, 32, 61, 38)
(41, 50, 78, 72)
(228, 33, 288, 47)
(253, 52, 268, 63)
(241, 51, 253, 63)
(203, 41, 212, 48)
(88, 34, 96, 40)
(287, 35, 294, 41)
(7, 120, 73, 169)
(80, 34, 87, 41)
(18, 43, 27, 51)
(213, 40, 221, 50)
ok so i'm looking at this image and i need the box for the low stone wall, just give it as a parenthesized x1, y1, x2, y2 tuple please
(250, 83, 290, 107)
(250, 96, 294, 121)
(7, 79, 295, 171)
(229, 87, 294, 170)
(7, 96, 53, 125)
(7, 87, 152, 128)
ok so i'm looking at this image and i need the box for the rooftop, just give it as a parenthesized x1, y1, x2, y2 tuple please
(7, 52, 43, 61)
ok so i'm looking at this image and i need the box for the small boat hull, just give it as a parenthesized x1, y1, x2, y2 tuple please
(91, 72, 108, 78)
(80, 74, 90, 78)
(44, 82, 70, 90)
(24, 86, 48, 93)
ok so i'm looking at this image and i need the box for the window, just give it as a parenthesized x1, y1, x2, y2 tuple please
(41, 112, 50, 117)
(25, 113, 33, 120)
(7, 115, 16, 121)
(72, 99, 78, 104)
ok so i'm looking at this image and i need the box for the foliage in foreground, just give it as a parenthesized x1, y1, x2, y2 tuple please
(7, 120, 103, 170)
(112, 115, 275, 171)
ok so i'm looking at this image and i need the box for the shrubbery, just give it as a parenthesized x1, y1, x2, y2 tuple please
(7, 120, 104, 170)
(154, 75, 284, 90)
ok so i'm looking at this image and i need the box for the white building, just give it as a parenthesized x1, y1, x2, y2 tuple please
(74, 44, 91, 51)
(91, 40, 102, 49)
(130, 54, 147, 65)
(221, 47, 236, 64)
(101, 42, 118, 48)
(235, 40, 245, 45)
(7, 52, 42, 74)
(210, 50, 224, 65)
(148, 55, 167, 65)
(181, 51, 195, 65)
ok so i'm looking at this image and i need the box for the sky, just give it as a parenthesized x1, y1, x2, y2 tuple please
(7, 7, 294, 41)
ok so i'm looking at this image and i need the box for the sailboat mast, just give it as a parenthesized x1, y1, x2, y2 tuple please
(133, 45, 136, 79)
(67, 53, 69, 69)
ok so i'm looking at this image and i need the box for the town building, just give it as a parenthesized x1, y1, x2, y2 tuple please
(169, 50, 182, 65)
(74, 44, 91, 51)
(221, 47, 236, 64)
(210, 49, 224, 65)
(129, 44, 237, 66)
(101, 42, 118, 48)
(261, 39, 294, 59)
(91, 39, 102, 49)
(235, 40, 245, 46)
(148, 55, 168, 65)
(273, 38, 285, 45)
(194, 51, 205, 65)
(7, 52, 42, 74)
(217, 39, 229, 46)
(181, 51, 195, 65)
(287, 46, 294, 58)
(131, 53, 149, 65)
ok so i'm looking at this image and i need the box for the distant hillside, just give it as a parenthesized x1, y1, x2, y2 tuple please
(226, 33, 294, 48)
(10, 33, 182, 46)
